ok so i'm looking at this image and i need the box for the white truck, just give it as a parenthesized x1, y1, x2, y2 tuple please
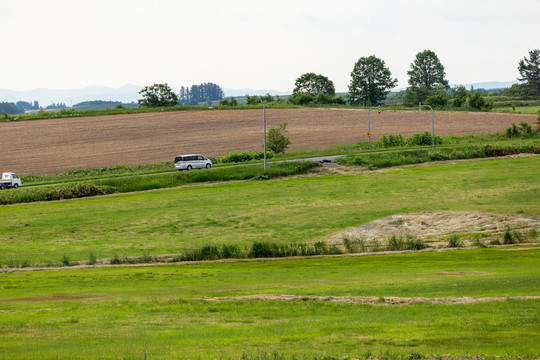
(0, 172, 22, 190)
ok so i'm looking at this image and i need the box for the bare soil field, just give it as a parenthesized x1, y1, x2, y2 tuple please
(1, 108, 536, 175)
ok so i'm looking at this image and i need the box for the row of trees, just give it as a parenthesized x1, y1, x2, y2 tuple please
(139, 82, 225, 107)
(137, 49, 539, 109)
(179, 83, 224, 105)
(292, 48, 540, 108)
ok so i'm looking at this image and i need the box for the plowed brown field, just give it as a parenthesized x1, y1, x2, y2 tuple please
(2, 108, 536, 175)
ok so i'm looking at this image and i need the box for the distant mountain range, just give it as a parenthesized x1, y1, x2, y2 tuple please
(0, 81, 519, 107)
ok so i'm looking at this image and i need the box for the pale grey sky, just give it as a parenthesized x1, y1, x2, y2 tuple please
(1, 0, 539, 92)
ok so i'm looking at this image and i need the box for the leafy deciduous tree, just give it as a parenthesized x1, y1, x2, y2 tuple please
(348, 55, 397, 106)
(293, 73, 335, 97)
(407, 50, 449, 90)
(138, 83, 178, 108)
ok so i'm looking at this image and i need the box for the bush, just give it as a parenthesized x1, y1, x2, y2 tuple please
(267, 122, 291, 154)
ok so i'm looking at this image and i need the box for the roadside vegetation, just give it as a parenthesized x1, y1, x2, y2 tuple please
(0, 161, 319, 205)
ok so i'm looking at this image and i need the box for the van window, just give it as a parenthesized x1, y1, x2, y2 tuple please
(174, 156, 183, 163)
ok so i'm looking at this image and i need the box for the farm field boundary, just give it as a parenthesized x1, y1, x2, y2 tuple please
(0, 108, 536, 174)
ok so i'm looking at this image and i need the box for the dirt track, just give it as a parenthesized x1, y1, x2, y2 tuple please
(2, 108, 536, 175)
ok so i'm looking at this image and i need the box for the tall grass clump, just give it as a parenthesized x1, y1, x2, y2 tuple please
(386, 235, 427, 251)
(447, 234, 464, 248)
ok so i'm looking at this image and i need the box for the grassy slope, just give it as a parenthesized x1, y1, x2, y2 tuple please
(0, 248, 539, 358)
(1, 156, 539, 264)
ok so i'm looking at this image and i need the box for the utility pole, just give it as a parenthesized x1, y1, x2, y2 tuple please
(262, 100, 267, 173)
(419, 103, 435, 153)
(367, 105, 380, 150)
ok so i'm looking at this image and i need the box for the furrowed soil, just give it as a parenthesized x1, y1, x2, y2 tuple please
(2, 108, 536, 175)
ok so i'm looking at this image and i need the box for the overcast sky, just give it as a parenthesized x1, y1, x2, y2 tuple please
(1, 0, 539, 92)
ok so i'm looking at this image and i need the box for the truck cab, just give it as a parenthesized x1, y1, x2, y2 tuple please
(1, 172, 22, 190)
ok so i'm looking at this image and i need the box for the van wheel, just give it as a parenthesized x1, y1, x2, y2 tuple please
(206, 163, 211, 169)
(0, 184, 5, 190)
(13, 183, 19, 188)
(187, 165, 192, 171)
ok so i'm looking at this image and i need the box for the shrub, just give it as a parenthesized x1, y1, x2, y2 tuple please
(267, 122, 291, 154)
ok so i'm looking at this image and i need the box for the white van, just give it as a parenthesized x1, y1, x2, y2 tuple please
(174, 154, 212, 171)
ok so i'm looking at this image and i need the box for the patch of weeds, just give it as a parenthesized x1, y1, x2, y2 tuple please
(110, 254, 123, 265)
(328, 244, 342, 255)
(343, 236, 366, 253)
(370, 239, 381, 252)
(390, 218, 406, 226)
(386, 234, 427, 251)
(503, 229, 516, 244)
(386, 235, 405, 251)
(529, 228, 538, 241)
(472, 235, 487, 248)
(87, 251, 98, 265)
(447, 234, 464, 248)
(489, 238, 501, 245)
(62, 255, 71, 267)
(405, 235, 427, 250)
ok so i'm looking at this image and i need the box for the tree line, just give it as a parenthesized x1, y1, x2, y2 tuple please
(291, 48, 540, 109)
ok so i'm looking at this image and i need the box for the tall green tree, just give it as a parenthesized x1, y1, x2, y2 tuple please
(348, 55, 397, 106)
(404, 50, 449, 105)
(407, 50, 449, 90)
(138, 83, 178, 108)
(518, 49, 540, 97)
(293, 73, 335, 97)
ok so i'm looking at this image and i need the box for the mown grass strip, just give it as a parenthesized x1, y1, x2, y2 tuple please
(0, 248, 539, 358)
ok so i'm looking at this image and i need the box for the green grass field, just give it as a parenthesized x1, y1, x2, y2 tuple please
(1, 153, 539, 358)
(0, 156, 539, 265)
(0, 248, 539, 359)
